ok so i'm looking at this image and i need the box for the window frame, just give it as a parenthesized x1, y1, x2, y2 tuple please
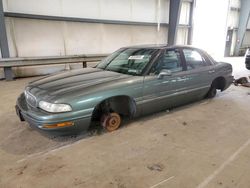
(147, 48, 185, 75)
(181, 47, 213, 70)
(96, 48, 161, 76)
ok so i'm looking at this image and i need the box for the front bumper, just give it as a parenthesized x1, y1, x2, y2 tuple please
(16, 93, 93, 135)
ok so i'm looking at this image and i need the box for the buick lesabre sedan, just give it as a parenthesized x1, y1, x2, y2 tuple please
(16, 45, 233, 135)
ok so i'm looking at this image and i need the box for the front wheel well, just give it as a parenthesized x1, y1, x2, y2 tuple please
(91, 95, 136, 122)
(212, 77, 226, 91)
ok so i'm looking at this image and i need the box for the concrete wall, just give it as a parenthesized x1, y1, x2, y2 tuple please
(226, 0, 250, 55)
(242, 30, 250, 47)
(5, 18, 168, 57)
(226, 0, 240, 56)
(3, 0, 172, 58)
(0, 0, 192, 79)
(242, 18, 250, 47)
(0, 47, 2, 79)
(3, 0, 170, 24)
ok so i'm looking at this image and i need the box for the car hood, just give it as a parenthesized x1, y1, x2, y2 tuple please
(28, 68, 131, 97)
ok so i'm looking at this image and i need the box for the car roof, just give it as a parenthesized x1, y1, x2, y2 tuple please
(122, 44, 197, 50)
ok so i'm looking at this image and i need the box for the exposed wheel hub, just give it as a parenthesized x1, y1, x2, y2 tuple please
(101, 112, 121, 132)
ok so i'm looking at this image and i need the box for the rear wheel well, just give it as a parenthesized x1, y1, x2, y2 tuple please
(212, 77, 226, 91)
(91, 95, 136, 122)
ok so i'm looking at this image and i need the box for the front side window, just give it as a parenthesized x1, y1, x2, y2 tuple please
(183, 49, 207, 69)
(97, 48, 157, 75)
(150, 50, 183, 74)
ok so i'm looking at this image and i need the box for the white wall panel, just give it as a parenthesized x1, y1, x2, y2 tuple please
(4, 17, 168, 77)
(61, 0, 100, 19)
(179, 1, 190, 25)
(131, 25, 168, 45)
(10, 18, 65, 57)
(101, 24, 132, 53)
(176, 28, 188, 45)
(132, 0, 156, 22)
(5, 0, 62, 16)
(1, 0, 176, 77)
(227, 10, 239, 28)
(230, 0, 240, 8)
(247, 19, 250, 29)
(242, 31, 250, 47)
(131, 0, 169, 23)
(159, 0, 170, 23)
(100, 0, 132, 21)
(3, 0, 170, 24)
(230, 30, 237, 56)
(6, 17, 168, 57)
(5, 18, 17, 57)
(12, 65, 66, 77)
(63, 22, 102, 55)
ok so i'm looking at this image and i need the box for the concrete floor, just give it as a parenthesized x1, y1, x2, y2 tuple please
(0, 57, 250, 188)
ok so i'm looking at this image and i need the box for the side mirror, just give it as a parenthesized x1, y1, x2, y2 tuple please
(157, 69, 172, 79)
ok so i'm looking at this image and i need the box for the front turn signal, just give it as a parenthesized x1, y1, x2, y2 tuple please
(43, 121, 74, 129)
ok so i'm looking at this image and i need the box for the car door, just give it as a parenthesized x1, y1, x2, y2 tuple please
(141, 48, 188, 115)
(179, 48, 215, 102)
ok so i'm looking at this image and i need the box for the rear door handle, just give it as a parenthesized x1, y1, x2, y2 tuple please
(208, 70, 215, 74)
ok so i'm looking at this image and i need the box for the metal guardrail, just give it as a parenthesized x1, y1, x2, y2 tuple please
(0, 54, 108, 81)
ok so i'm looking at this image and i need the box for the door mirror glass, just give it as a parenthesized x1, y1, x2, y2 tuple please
(157, 69, 172, 79)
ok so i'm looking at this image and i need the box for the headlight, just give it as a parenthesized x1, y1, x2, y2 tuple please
(38, 101, 72, 113)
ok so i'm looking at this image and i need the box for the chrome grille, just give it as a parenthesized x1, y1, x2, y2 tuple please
(25, 90, 37, 107)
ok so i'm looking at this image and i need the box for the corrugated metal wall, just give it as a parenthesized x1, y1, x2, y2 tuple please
(176, 1, 190, 45)
(0, 0, 193, 78)
(226, 0, 250, 55)
(242, 17, 250, 47)
(226, 0, 240, 56)
(3, 0, 172, 57)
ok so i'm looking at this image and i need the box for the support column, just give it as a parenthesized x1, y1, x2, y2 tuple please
(168, 0, 182, 45)
(0, 0, 13, 80)
(187, 0, 195, 45)
(235, 0, 250, 55)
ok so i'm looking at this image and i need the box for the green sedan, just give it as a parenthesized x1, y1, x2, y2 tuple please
(16, 45, 233, 135)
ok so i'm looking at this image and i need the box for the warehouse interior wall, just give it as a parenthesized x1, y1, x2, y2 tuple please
(3, 0, 170, 24)
(0, 47, 2, 79)
(242, 19, 250, 47)
(225, 0, 240, 56)
(0, 0, 193, 78)
(5, 18, 168, 57)
(3, 0, 171, 57)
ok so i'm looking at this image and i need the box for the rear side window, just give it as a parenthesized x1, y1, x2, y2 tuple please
(183, 49, 207, 69)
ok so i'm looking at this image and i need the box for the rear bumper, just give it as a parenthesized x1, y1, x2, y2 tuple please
(223, 75, 234, 91)
(245, 57, 250, 70)
(16, 93, 93, 135)
(246, 59, 250, 70)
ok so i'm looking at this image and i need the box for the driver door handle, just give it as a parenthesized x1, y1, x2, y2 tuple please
(208, 70, 215, 74)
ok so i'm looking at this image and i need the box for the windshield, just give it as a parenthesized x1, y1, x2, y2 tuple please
(97, 48, 158, 75)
